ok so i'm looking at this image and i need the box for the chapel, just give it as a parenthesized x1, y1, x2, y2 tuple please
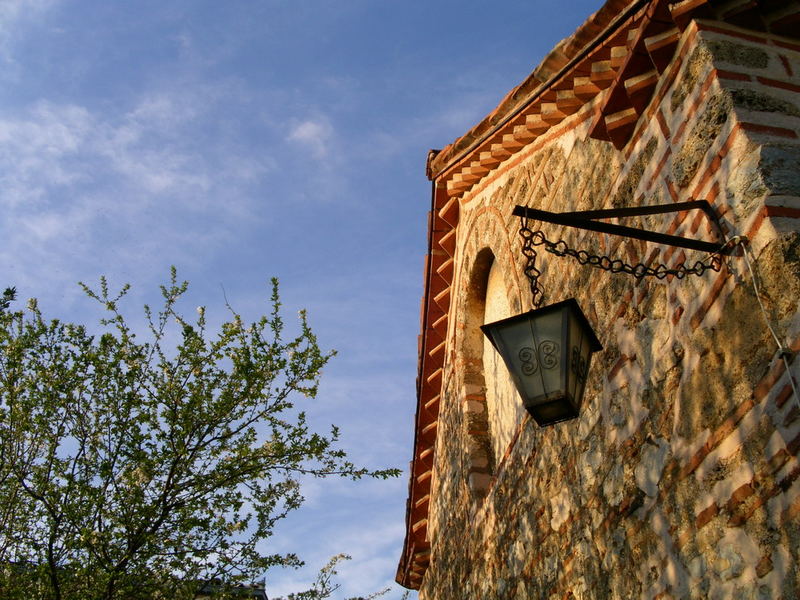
(398, 0, 800, 597)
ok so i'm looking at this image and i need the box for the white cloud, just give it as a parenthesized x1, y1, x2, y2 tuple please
(287, 118, 333, 159)
(0, 0, 55, 29)
(0, 0, 58, 59)
(0, 101, 93, 205)
(0, 87, 275, 308)
(266, 514, 411, 599)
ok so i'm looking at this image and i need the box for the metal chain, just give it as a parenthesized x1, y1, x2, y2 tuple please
(519, 216, 723, 307)
(520, 217, 546, 308)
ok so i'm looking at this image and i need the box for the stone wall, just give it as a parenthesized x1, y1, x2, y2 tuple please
(422, 22, 800, 600)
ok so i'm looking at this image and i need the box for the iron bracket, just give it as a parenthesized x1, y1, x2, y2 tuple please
(512, 200, 738, 256)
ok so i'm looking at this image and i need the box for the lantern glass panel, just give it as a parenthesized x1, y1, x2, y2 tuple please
(495, 307, 562, 403)
(567, 309, 592, 405)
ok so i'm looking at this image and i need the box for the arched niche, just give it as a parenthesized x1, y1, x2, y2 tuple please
(483, 256, 525, 463)
(458, 246, 496, 497)
(457, 242, 526, 497)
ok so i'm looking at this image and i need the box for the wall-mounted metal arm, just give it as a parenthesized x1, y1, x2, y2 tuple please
(512, 201, 736, 255)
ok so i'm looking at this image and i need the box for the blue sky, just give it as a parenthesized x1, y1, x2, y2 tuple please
(1, 0, 601, 596)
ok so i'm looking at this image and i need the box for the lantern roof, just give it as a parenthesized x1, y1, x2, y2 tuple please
(480, 298, 603, 354)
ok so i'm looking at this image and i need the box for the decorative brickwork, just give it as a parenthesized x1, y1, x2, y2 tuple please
(398, 1, 800, 597)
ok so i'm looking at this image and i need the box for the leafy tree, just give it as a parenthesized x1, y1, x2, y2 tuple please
(0, 270, 398, 600)
(271, 554, 407, 600)
(0, 287, 15, 313)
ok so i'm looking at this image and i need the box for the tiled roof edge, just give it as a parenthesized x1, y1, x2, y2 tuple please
(427, 0, 644, 180)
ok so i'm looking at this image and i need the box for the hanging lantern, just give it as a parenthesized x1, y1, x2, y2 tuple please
(481, 298, 602, 426)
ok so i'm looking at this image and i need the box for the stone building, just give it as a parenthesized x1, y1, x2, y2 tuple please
(397, 0, 800, 598)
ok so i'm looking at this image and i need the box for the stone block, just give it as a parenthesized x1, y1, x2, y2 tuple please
(707, 39, 770, 70)
(759, 144, 800, 197)
(671, 92, 733, 188)
(731, 88, 800, 117)
(635, 437, 671, 497)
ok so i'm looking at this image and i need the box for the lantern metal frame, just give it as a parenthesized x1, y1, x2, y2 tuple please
(481, 298, 602, 426)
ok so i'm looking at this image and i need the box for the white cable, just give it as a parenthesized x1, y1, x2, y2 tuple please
(741, 242, 800, 405)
